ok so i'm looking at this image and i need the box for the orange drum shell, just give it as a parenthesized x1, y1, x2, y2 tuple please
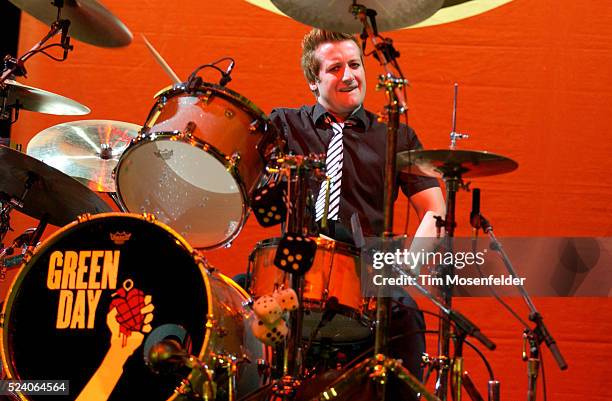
(143, 85, 268, 197)
(249, 237, 373, 342)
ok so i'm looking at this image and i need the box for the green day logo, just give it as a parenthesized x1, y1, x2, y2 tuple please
(47, 250, 120, 329)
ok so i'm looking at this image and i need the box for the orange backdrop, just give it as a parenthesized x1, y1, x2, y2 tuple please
(6, 0, 612, 399)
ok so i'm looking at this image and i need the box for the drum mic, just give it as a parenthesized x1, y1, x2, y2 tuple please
(59, 20, 72, 60)
(219, 58, 234, 86)
(320, 296, 340, 326)
(147, 339, 189, 375)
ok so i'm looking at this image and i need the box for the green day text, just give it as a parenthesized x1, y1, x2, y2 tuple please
(47, 250, 120, 329)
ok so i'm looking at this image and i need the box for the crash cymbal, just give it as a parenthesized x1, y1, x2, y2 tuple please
(0, 146, 111, 226)
(1, 79, 90, 115)
(269, 0, 444, 33)
(27, 120, 140, 193)
(9, 0, 132, 48)
(397, 149, 518, 178)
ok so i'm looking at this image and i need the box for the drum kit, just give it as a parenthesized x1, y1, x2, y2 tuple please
(0, 1, 567, 401)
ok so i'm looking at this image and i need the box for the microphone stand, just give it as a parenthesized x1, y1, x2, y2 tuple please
(471, 194, 568, 401)
(1, 1, 73, 123)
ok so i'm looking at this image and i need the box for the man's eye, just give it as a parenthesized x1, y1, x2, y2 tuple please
(350, 63, 361, 69)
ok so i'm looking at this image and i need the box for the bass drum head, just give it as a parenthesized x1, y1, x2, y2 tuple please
(1, 213, 210, 400)
(115, 136, 245, 250)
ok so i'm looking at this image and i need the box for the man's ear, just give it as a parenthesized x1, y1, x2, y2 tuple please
(308, 81, 318, 92)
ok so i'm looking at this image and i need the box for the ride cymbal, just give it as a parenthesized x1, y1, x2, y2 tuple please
(397, 149, 518, 178)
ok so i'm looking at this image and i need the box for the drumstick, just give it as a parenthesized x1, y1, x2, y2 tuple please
(141, 34, 182, 84)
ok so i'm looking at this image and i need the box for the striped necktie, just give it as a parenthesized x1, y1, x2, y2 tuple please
(315, 120, 344, 222)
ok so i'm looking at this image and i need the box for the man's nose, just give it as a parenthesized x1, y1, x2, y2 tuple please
(342, 66, 354, 82)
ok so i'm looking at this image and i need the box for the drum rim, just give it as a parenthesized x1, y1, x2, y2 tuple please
(253, 236, 361, 256)
(152, 82, 269, 123)
(113, 132, 249, 250)
(0, 212, 215, 386)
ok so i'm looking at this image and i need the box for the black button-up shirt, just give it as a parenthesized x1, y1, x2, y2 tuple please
(269, 103, 439, 240)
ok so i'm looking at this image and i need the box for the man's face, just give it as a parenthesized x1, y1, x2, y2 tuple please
(311, 40, 366, 118)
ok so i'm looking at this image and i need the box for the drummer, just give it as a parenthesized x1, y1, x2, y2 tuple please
(269, 28, 446, 399)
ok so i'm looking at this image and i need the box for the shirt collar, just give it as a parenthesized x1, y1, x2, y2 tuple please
(313, 103, 367, 127)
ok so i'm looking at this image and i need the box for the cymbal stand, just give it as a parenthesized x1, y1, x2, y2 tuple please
(267, 155, 324, 400)
(300, 4, 440, 401)
(0, 172, 37, 245)
(1, 1, 73, 122)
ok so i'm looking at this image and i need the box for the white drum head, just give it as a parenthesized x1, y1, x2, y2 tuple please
(116, 138, 245, 249)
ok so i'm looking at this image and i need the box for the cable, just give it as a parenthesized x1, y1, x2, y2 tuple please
(187, 57, 235, 86)
(463, 338, 494, 380)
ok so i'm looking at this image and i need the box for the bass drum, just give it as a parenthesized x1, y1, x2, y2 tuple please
(0, 213, 266, 401)
(115, 82, 280, 250)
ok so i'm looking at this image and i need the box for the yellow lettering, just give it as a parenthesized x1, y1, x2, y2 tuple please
(70, 290, 86, 329)
(86, 290, 102, 329)
(101, 251, 119, 289)
(47, 251, 63, 290)
(56, 290, 73, 329)
(76, 251, 91, 290)
(61, 251, 78, 289)
(88, 251, 104, 289)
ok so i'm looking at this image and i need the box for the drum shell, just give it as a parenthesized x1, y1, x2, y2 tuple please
(143, 84, 270, 198)
(0, 213, 265, 400)
(249, 237, 372, 342)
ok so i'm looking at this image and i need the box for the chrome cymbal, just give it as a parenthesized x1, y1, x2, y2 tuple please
(1, 79, 89, 115)
(0, 146, 111, 226)
(397, 149, 518, 178)
(27, 120, 140, 193)
(9, 0, 132, 48)
(270, 0, 444, 33)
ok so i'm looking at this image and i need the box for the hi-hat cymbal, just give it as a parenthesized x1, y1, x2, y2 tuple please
(0, 146, 111, 226)
(27, 120, 141, 193)
(10, 0, 132, 48)
(397, 149, 518, 178)
(1, 79, 90, 115)
(270, 0, 444, 33)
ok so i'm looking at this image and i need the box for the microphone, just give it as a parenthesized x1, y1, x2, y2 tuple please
(470, 188, 481, 230)
(60, 20, 72, 60)
(219, 59, 234, 86)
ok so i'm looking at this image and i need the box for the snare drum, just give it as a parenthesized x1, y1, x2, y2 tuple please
(1, 213, 265, 400)
(249, 237, 372, 342)
(114, 82, 280, 249)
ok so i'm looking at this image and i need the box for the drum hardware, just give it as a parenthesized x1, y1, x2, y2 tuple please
(449, 84, 469, 150)
(467, 190, 567, 400)
(186, 58, 236, 90)
(460, 371, 485, 401)
(148, 339, 217, 400)
(1, 0, 129, 123)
